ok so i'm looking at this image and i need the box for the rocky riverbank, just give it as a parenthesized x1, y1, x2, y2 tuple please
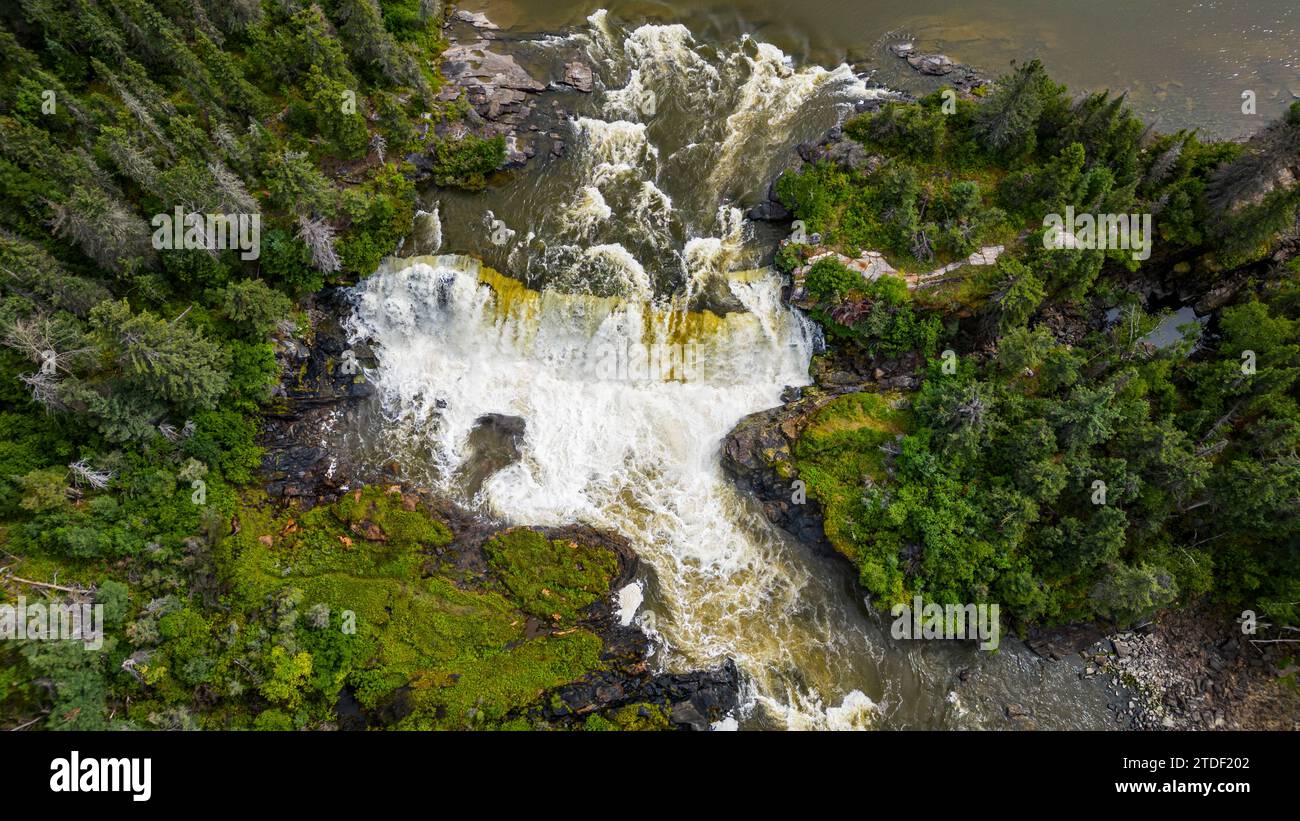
(722, 347, 922, 553)
(1085, 604, 1299, 730)
(408, 9, 596, 177)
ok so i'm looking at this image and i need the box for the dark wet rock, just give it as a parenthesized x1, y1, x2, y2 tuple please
(502, 133, 536, 168)
(455, 413, 528, 497)
(1025, 623, 1110, 660)
(475, 412, 526, 440)
(852, 96, 891, 116)
(1194, 270, 1250, 314)
(884, 44, 987, 95)
(746, 200, 792, 222)
(690, 273, 750, 316)
(259, 287, 377, 505)
(335, 686, 367, 731)
(406, 210, 441, 256)
(722, 394, 836, 553)
(541, 656, 741, 731)
(794, 131, 885, 175)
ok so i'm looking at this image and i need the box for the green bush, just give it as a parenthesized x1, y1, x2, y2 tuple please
(805, 258, 861, 301)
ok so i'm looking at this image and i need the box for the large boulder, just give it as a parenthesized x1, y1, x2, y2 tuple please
(907, 53, 955, 75)
(562, 61, 595, 93)
(442, 44, 546, 93)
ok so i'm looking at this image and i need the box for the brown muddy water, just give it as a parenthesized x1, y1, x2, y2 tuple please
(326, 3, 1294, 728)
(471, 0, 1299, 138)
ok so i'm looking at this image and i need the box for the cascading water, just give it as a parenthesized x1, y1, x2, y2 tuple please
(349, 253, 887, 728)
(342, 11, 1124, 729)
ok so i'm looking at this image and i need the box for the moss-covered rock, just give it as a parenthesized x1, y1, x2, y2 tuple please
(195, 485, 736, 730)
(484, 527, 621, 624)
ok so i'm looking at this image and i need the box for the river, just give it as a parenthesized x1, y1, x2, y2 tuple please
(323, 5, 1265, 728)
(468, 0, 1298, 139)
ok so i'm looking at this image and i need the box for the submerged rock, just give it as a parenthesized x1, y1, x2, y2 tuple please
(456, 413, 527, 496)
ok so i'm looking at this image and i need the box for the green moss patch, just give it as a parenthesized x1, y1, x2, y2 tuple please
(794, 392, 913, 563)
(202, 488, 625, 729)
(485, 528, 621, 624)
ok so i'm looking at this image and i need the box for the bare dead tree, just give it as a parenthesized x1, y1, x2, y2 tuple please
(17, 370, 65, 410)
(212, 123, 241, 159)
(207, 160, 258, 213)
(295, 215, 342, 273)
(1143, 135, 1185, 191)
(68, 459, 114, 490)
(2, 316, 91, 409)
(48, 186, 154, 273)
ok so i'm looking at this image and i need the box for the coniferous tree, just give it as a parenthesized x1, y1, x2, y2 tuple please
(49, 185, 154, 274)
(90, 299, 231, 413)
(974, 59, 1059, 157)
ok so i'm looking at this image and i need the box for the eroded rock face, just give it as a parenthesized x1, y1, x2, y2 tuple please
(260, 287, 375, 504)
(540, 653, 742, 731)
(440, 42, 548, 163)
(425, 18, 590, 174)
(562, 60, 595, 93)
(746, 200, 792, 222)
(796, 130, 886, 174)
(452, 9, 499, 30)
(443, 43, 547, 94)
(721, 341, 923, 561)
(722, 397, 835, 553)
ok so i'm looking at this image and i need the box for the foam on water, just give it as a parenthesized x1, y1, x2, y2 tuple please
(352, 13, 891, 729)
(349, 255, 884, 728)
(509, 13, 872, 295)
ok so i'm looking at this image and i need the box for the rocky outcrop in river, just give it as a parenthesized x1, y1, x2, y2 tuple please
(411, 10, 596, 174)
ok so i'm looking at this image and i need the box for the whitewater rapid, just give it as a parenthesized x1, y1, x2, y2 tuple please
(333, 9, 1138, 733)
(349, 255, 884, 729)
(345, 14, 890, 729)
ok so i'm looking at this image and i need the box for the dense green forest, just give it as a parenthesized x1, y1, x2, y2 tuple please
(777, 61, 1300, 634)
(0, 0, 572, 731)
(0, 1, 1295, 732)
